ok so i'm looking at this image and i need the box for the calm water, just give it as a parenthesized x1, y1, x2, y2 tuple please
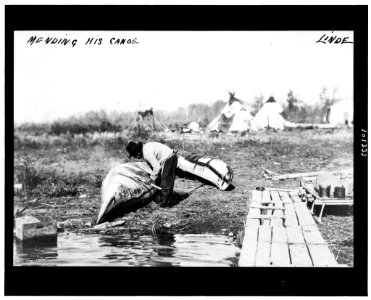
(14, 233, 240, 267)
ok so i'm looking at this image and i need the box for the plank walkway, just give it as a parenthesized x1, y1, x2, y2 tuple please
(238, 189, 340, 267)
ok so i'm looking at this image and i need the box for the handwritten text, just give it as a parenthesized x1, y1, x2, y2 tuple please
(316, 33, 353, 45)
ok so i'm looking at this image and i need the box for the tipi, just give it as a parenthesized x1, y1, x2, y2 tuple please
(324, 99, 353, 127)
(254, 96, 292, 130)
(128, 108, 170, 132)
(207, 92, 261, 133)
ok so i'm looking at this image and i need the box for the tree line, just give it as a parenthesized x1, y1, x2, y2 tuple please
(15, 87, 341, 135)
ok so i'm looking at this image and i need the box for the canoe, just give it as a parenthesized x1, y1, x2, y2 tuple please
(96, 162, 156, 224)
(97, 155, 233, 224)
(177, 152, 233, 190)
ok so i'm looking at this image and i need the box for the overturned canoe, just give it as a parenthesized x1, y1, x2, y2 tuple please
(96, 162, 156, 224)
(177, 152, 233, 190)
(97, 154, 233, 224)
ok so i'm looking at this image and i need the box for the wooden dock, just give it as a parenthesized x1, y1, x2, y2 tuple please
(238, 189, 340, 267)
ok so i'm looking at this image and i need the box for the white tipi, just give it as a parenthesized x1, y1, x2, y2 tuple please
(207, 92, 261, 133)
(324, 99, 353, 127)
(254, 96, 292, 130)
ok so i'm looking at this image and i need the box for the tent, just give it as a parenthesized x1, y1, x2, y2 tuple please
(324, 99, 353, 127)
(228, 109, 261, 133)
(128, 108, 170, 132)
(181, 122, 202, 134)
(254, 96, 292, 130)
(188, 122, 201, 132)
(207, 92, 261, 133)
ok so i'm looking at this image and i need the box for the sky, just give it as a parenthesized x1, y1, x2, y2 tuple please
(14, 30, 354, 124)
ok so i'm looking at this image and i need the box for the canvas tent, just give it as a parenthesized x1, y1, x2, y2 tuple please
(188, 122, 201, 132)
(254, 96, 293, 130)
(228, 109, 261, 133)
(181, 122, 202, 134)
(128, 108, 170, 132)
(207, 92, 261, 133)
(324, 99, 353, 127)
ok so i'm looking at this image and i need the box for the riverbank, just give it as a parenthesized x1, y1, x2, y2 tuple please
(13, 129, 354, 265)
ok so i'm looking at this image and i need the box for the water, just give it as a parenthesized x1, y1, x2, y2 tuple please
(13, 233, 240, 267)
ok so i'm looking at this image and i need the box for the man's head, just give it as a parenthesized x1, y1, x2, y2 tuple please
(126, 141, 143, 159)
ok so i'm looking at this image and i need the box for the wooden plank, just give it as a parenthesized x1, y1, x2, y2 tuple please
(286, 226, 305, 244)
(270, 226, 291, 266)
(264, 187, 298, 192)
(261, 191, 272, 225)
(286, 226, 313, 266)
(251, 190, 262, 202)
(247, 215, 286, 220)
(294, 202, 316, 226)
(255, 225, 272, 266)
(285, 203, 299, 227)
(270, 190, 282, 203)
(279, 191, 294, 204)
(290, 192, 303, 203)
(239, 225, 259, 266)
(252, 200, 291, 205)
(262, 190, 272, 203)
(313, 200, 353, 205)
(289, 244, 313, 267)
(246, 190, 262, 226)
(279, 191, 299, 226)
(301, 225, 326, 245)
(246, 208, 261, 226)
(271, 191, 284, 226)
(249, 205, 286, 210)
(302, 184, 323, 200)
(272, 225, 287, 243)
(307, 244, 338, 267)
(272, 170, 349, 181)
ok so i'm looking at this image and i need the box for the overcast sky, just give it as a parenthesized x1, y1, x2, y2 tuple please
(14, 30, 353, 124)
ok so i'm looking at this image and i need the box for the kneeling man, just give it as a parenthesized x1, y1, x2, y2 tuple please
(126, 141, 178, 208)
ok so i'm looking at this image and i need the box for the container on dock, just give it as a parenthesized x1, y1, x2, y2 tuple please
(15, 216, 57, 241)
(334, 186, 346, 199)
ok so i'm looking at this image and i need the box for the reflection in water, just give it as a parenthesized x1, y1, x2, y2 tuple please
(14, 238, 58, 266)
(14, 233, 240, 267)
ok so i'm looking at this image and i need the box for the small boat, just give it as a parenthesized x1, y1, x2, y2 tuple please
(177, 152, 233, 191)
(96, 162, 156, 224)
(97, 154, 233, 224)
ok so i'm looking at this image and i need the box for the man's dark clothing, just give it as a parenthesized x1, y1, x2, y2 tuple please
(154, 152, 178, 207)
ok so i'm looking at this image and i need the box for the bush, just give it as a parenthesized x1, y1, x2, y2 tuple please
(49, 120, 122, 136)
(14, 160, 43, 191)
(129, 128, 151, 141)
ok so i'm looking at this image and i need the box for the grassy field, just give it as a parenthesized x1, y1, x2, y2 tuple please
(13, 128, 354, 266)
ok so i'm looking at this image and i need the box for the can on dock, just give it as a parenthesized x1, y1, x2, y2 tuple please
(334, 186, 346, 199)
(318, 185, 325, 197)
(325, 185, 331, 197)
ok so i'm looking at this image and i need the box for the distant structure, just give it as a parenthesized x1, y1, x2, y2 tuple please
(254, 96, 294, 130)
(324, 99, 353, 127)
(181, 121, 202, 134)
(128, 108, 170, 132)
(206, 92, 261, 133)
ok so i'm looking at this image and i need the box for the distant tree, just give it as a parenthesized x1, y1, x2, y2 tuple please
(187, 103, 210, 123)
(319, 86, 339, 108)
(319, 86, 340, 123)
(286, 90, 301, 113)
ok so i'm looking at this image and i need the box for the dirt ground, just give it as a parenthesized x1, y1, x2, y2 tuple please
(13, 128, 354, 266)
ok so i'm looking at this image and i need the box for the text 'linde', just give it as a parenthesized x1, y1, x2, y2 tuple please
(316, 33, 353, 45)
